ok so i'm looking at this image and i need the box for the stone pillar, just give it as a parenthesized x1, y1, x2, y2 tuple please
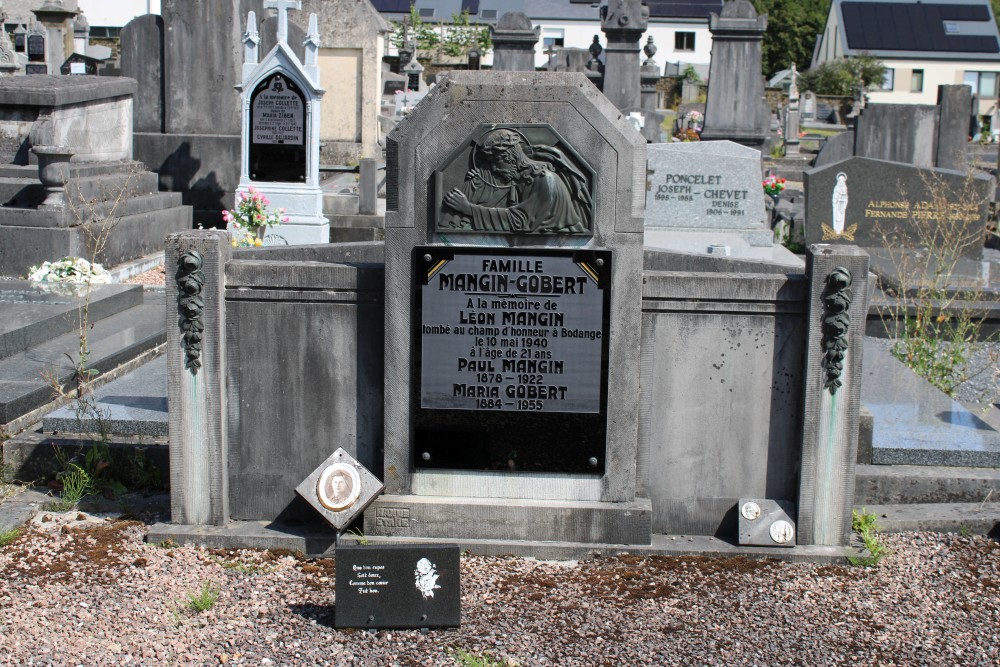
(601, 0, 648, 111)
(490, 11, 539, 72)
(166, 231, 232, 526)
(359, 157, 377, 215)
(784, 65, 801, 156)
(640, 36, 659, 113)
(798, 245, 870, 547)
(700, 0, 770, 146)
(936, 84, 972, 171)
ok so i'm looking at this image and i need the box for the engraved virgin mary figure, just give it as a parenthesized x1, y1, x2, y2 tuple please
(439, 128, 592, 235)
(831, 172, 848, 235)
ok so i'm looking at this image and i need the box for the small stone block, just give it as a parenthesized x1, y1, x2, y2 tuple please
(294, 448, 383, 532)
(737, 498, 796, 548)
(335, 544, 461, 629)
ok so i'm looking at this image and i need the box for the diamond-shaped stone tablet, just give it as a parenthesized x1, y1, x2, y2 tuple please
(295, 448, 384, 532)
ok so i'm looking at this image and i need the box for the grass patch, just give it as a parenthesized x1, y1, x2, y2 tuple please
(0, 527, 22, 547)
(454, 650, 508, 667)
(184, 581, 221, 613)
(848, 508, 891, 567)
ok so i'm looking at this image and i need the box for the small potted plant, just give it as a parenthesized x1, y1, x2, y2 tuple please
(223, 187, 288, 248)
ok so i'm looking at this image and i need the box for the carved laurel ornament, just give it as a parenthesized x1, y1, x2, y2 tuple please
(176, 250, 206, 375)
(821, 266, 853, 395)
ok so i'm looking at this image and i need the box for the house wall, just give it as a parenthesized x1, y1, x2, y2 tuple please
(77, 0, 162, 27)
(868, 58, 1000, 114)
(532, 20, 712, 70)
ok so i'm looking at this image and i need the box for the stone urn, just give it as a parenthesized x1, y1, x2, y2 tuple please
(33, 145, 75, 210)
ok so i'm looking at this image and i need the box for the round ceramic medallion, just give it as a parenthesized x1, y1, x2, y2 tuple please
(740, 501, 761, 521)
(769, 519, 794, 544)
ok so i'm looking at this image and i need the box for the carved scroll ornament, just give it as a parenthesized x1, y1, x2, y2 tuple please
(821, 266, 853, 395)
(176, 250, 206, 375)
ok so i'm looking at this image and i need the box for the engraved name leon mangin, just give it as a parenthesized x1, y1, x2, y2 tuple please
(439, 127, 593, 235)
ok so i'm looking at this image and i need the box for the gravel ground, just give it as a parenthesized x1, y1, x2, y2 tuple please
(0, 511, 998, 667)
(123, 265, 166, 286)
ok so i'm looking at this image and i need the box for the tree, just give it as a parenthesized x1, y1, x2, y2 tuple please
(798, 55, 887, 95)
(752, 0, 831, 78)
(390, 7, 491, 58)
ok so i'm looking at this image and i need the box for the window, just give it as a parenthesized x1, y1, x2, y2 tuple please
(881, 68, 894, 90)
(88, 26, 121, 38)
(480, 9, 498, 20)
(418, 7, 435, 18)
(964, 70, 999, 97)
(944, 22, 960, 34)
(542, 28, 564, 49)
(675, 31, 695, 51)
(910, 69, 924, 93)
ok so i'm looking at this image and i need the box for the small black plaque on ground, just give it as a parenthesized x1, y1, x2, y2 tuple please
(335, 544, 461, 629)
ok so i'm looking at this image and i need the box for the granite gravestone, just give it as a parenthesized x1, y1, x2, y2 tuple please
(372, 71, 650, 546)
(645, 140, 770, 246)
(804, 156, 992, 259)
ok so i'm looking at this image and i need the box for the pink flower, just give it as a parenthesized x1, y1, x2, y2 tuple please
(282, 216, 289, 223)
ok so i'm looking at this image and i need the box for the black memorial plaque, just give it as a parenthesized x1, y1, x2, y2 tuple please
(413, 246, 611, 473)
(27, 34, 44, 62)
(335, 544, 461, 629)
(249, 72, 306, 183)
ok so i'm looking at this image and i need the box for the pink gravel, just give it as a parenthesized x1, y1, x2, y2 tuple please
(0, 511, 998, 667)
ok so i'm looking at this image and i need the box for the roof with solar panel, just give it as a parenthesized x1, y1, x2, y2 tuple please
(830, 0, 1000, 60)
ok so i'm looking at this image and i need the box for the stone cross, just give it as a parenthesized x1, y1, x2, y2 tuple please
(264, 0, 301, 44)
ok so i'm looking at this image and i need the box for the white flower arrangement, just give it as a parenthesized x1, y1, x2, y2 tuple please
(27, 257, 111, 285)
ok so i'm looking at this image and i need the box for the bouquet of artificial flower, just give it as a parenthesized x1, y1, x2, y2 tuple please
(27, 257, 111, 284)
(762, 175, 787, 197)
(223, 187, 288, 248)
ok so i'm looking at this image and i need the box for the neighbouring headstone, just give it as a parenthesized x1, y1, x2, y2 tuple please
(301, 0, 391, 164)
(601, 0, 647, 112)
(935, 85, 972, 172)
(490, 12, 539, 72)
(801, 91, 816, 120)
(804, 156, 992, 258)
(236, 3, 329, 245)
(700, 0, 770, 146)
(334, 545, 461, 629)
(645, 141, 771, 246)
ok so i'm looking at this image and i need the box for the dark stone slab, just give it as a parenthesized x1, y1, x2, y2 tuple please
(334, 544, 461, 629)
(0, 281, 143, 360)
(0, 294, 165, 424)
(804, 157, 992, 259)
(43, 355, 167, 437)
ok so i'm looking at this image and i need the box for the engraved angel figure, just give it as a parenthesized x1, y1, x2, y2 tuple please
(414, 557, 441, 599)
(831, 172, 848, 234)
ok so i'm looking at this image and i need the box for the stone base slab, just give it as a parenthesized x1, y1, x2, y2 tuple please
(363, 494, 653, 545)
(146, 520, 853, 563)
